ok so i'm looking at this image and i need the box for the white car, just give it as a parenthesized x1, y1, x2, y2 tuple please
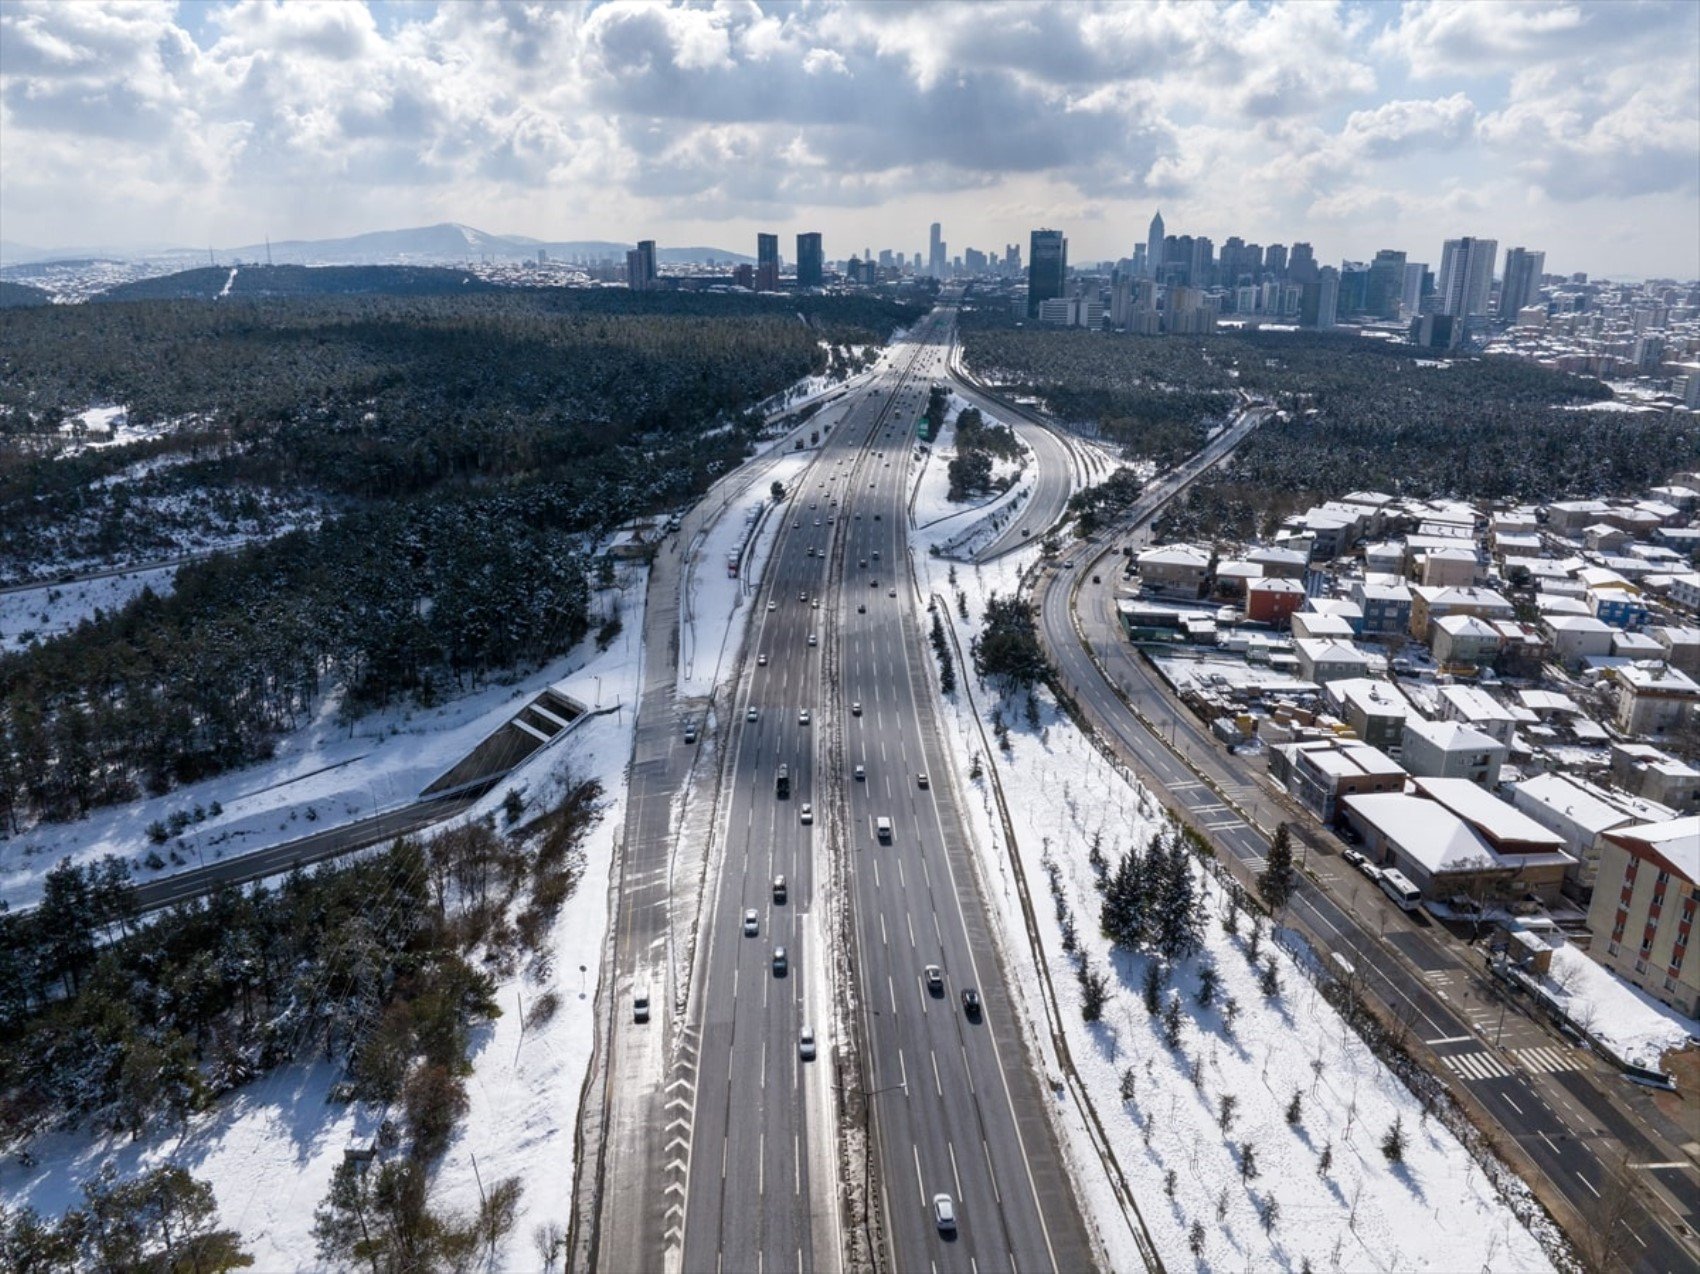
(800, 803, 813, 824)
(743, 909, 758, 937)
(933, 1193, 956, 1234)
(798, 1026, 816, 1061)
(767, 601, 777, 612)
(758, 653, 768, 666)
(851, 702, 862, 716)
(746, 707, 758, 723)
(799, 708, 811, 725)
(808, 633, 818, 647)
(854, 764, 865, 781)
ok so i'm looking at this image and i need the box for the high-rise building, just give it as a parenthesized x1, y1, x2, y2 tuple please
(1437, 236, 1497, 317)
(928, 222, 946, 277)
(1264, 243, 1288, 278)
(1401, 262, 1428, 318)
(1338, 261, 1370, 315)
(1365, 249, 1407, 320)
(625, 239, 657, 291)
(756, 233, 779, 291)
(1027, 228, 1067, 318)
(964, 247, 988, 273)
(1499, 247, 1546, 319)
(1288, 242, 1316, 284)
(795, 233, 824, 288)
(1191, 236, 1214, 289)
(1146, 210, 1165, 278)
(1312, 266, 1339, 329)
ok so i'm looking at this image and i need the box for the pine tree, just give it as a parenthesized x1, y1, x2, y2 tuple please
(1258, 822, 1297, 912)
(1195, 961, 1220, 1007)
(1381, 1115, 1408, 1163)
(1286, 1090, 1303, 1125)
(1141, 959, 1163, 1015)
(1188, 1220, 1206, 1256)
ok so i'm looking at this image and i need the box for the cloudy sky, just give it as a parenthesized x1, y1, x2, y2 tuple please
(2, 0, 1697, 277)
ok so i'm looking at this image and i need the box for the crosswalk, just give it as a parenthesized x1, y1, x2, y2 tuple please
(1441, 1044, 1580, 1082)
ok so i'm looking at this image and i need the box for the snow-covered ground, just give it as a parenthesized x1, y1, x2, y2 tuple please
(0, 566, 639, 912)
(0, 564, 179, 648)
(1537, 943, 1697, 1070)
(0, 580, 643, 1269)
(678, 449, 815, 700)
(910, 393, 1031, 530)
(914, 536, 1563, 1273)
(1154, 654, 1318, 697)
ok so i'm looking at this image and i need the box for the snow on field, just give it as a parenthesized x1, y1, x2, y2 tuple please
(911, 394, 1031, 530)
(0, 590, 641, 1269)
(1538, 943, 1696, 1070)
(679, 450, 815, 699)
(53, 405, 178, 454)
(1154, 654, 1317, 697)
(0, 564, 179, 647)
(914, 541, 1560, 1274)
(0, 565, 643, 913)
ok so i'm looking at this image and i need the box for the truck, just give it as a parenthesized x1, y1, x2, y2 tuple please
(875, 816, 892, 843)
(776, 764, 790, 799)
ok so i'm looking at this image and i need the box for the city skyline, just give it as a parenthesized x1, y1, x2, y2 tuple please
(1, 1, 1696, 279)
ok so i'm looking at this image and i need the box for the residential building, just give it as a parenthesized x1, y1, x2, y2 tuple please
(1026, 229, 1067, 319)
(1295, 639, 1373, 686)
(1135, 544, 1211, 597)
(1420, 545, 1479, 587)
(1610, 744, 1700, 814)
(1613, 663, 1700, 736)
(1431, 614, 1502, 668)
(1589, 587, 1649, 630)
(1325, 678, 1411, 755)
(756, 233, 779, 291)
(1291, 611, 1356, 642)
(1437, 236, 1498, 317)
(1246, 576, 1306, 625)
(626, 239, 657, 291)
(1651, 625, 1700, 675)
(1586, 818, 1700, 1016)
(1352, 581, 1412, 635)
(1542, 615, 1615, 670)
(1511, 771, 1671, 894)
(1409, 585, 1515, 641)
(1498, 247, 1545, 319)
(1436, 684, 1519, 746)
(1268, 739, 1405, 824)
(1365, 249, 1407, 320)
(1401, 718, 1507, 787)
(795, 232, 823, 288)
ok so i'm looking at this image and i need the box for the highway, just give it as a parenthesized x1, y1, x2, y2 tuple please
(1027, 409, 1700, 1274)
(589, 306, 1095, 1274)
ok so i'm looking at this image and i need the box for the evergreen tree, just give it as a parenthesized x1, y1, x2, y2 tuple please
(1258, 822, 1298, 912)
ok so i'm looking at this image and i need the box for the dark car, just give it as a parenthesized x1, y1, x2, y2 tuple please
(961, 988, 982, 1019)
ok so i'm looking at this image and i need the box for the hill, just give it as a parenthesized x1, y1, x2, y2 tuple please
(94, 263, 500, 302)
(0, 280, 51, 308)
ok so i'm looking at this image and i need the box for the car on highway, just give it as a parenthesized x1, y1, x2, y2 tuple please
(798, 1026, 816, 1061)
(932, 1193, 956, 1235)
(961, 988, 982, 1019)
(872, 550, 880, 560)
(767, 600, 776, 612)
(870, 578, 879, 588)
(808, 633, 818, 646)
(743, 910, 759, 937)
(772, 946, 788, 975)
(799, 590, 808, 602)
(773, 875, 786, 902)
(916, 772, 929, 789)
(814, 519, 821, 527)
(811, 599, 820, 609)
(874, 513, 881, 520)
(860, 558, 867, 568)
(857, 602, 866, 613)
(800, 803, 813, 824)
(854, 764, 865, 781)
(746, 707, 758, 723)
(758, 653, 768, 666)
(925, 965, 943, 995)
(794, 520, 801, 529)
(851, 701, 862, 715)
(888, 588, 897, 597)
(633, 990, 651, 1023)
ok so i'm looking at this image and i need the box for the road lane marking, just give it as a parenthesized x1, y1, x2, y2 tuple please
(880, 914, 888, 946)
(1425, 1035, 1474, 1046)
(912, 1144, 925, 1207)
(948, 1141, 963, 1201)
(1576, 1170, 1601, 1199)
(931, 1050, 943, 1095)
(983, 1140, 1001, 1203)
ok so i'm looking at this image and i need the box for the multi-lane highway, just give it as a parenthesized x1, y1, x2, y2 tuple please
(1029, 411, 1700, 1274)
(588, 307, 1095, 1274)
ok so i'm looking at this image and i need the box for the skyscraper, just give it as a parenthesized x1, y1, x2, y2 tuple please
(1027, 228, 1067, 318)
(928, 222, 945, 277)
(1287, 242, 1316, 283)
(1190, 236, 1214, 290)
(1437, 236, 1497, 317)
(756, 233, 779, 291)
(1305, 265, 1339, 329)
(625, 239, 657, 291)
(1499, 247, 1546, 319)
(1365, 249, 1408, 320)
(1264, 244, 1288, 278)
(796, 232, 824, 288)
(1146, 210, 1165, 279)
(1401, 262, 1428, 318)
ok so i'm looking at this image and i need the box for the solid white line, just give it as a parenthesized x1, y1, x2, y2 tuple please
(1576, 1171, 1601, 1199)
(948, 1141, 963, 1200)
(932, 1050, 943, 1096)
(1426, 1035, 1474, 1045)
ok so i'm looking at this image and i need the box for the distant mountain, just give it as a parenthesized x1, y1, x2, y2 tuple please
(94, 263, 501, 303)
(218, 223, 752, 267)
(0, 280, 52, 307)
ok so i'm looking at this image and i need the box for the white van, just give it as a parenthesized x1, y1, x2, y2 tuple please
(875, 816, 892, 843)
(1379, 868, 1422, 911)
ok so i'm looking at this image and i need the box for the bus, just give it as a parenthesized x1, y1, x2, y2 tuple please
(1378, 868, 1422, 912)
(776, 764, 790, 799)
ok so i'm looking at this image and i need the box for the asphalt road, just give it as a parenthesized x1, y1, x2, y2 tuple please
(1031, 412, 1700, 1274)
(664, 308, 1092, 1274)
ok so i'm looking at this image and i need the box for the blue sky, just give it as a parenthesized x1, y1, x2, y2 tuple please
(2, 1, 1696, 277)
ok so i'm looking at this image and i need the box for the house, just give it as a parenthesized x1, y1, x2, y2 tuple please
(1588, 587, 1649, 630)
(1136, 545, 1212, 597)
(1291, 611, 1357, 642)
(1324, 678, 1411, 755)
(1408, 586, 1515, 641)
(1510, 771, 1672, 893)
(1431, 614, 1502, 668)
(1545, 499, 1612, 533)
(1490, 621, 1548, 678)
(1401, 718, 1507, 787)
(1542, 615, 1615, 670)
(1362, 541, 1408, 576)
(1420, 545, 1479, 587)
(1669, 572, 1700, 613)
(1436, 685, 1519, 747)
(1612, 631, 1665, 660)
(1610, 744, 1700, 814)
(1268, 738, 1405, 824)
(1294, 639, 1373, 686)
(1650, 625, 1700, 674)
(1247, 546, 1309, 579)
(1351, 581, 1412, 636)
(1613, 662, 1700, 736)
(1411, 776, 1573, 898)
(1214, 560, 1263, 598)
(1307, 597, 1365, 633)
(1585, 817, 1700, 1017)
(1584, 524, 1633, 554)
(1245, 576, 1306, 625)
